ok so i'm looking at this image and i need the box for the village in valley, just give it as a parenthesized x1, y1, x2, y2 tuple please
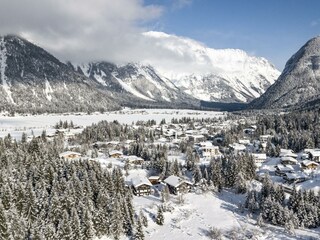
(44, 109, 320, 239)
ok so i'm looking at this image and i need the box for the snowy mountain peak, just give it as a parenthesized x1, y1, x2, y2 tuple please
(143, 31, 280, 103)
(250, 35, 320, 109)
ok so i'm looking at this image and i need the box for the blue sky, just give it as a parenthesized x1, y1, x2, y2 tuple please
(145, 0, 320, 70)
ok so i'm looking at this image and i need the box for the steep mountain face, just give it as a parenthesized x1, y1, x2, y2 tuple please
(143, 31, 280, 103)
(0, 35, 118, 113)
(250, 36, 320, 109)
(75, 62, 199, 108)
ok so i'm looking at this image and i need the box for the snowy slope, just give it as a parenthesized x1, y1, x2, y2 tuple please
(76, 62, 197, 106)
(143, 31, 280, 103)
(250, 36, 320, 109)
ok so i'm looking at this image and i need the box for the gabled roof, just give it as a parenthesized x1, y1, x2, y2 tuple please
(131, 176, 152, 188)
(284, 172, 308, 180)
(301, 160, 319, 166)
(281, 156, 298, 163)
(276, 164, 294, 172)
(59, 151, 81, 158)
(164, 175, 193, 188)
(109, 150, 123, 156)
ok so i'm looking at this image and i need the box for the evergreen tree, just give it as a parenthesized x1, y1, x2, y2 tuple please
(156, 206, 164, 225)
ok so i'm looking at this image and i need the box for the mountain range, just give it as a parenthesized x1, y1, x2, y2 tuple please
(0, 33, 281, 113)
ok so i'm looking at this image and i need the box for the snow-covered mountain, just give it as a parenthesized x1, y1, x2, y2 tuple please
(250, 36, 320, 109)
(0, 35, 119, 113)
(76, 62, 190, 103)
(142, 31, 280, 103)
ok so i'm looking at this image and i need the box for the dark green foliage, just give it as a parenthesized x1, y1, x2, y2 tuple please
(0, 136, 136, 239)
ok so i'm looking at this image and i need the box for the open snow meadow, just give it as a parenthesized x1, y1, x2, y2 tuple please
(0, 109, 225, 140)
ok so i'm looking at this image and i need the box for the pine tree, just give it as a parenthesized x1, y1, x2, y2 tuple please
(156, 206, 164, 225)
(133, 218, 144, 240)
(0, 201, 10, 240)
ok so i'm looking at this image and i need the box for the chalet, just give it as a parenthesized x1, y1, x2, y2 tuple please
(280, 156, 298, 165)
(148, 176, 161, 185)
(130, 176, 152, 196)
(109, 150, 123, 158)
(251, 153, 267, 165)
(198, 141, 221, 158)
(229, 143, 246, 155)
(301, 160, 319, 170)
(280, 149, 298, 158)
(305, 149, 320, 163)
(59, 151, 82, 160)
(188, 134, 205, 143)
(122, 155, 144, 165)
(164, 175, 193, 195)
(275, 164, 294, 176)
(284, 172, 308, 184)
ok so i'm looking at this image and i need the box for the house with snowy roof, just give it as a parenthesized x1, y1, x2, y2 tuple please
(305, 149, 320, 163)
(275, 164, 294, 176)
(164, 175, 193, 194)
(59, 151, 82, 160)
(284, 172, 308, 184)
(280, 156, 298, 165)
(301, 160, 319, 170)
(109, 150, 123, 158)
(130, 176, 152, 196)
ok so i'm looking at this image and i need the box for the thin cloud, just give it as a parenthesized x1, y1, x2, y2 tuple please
(311, 19, 320, 27)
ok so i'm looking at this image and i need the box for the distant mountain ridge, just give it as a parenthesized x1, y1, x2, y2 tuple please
(0, 33, 280, 113)
(250, 36, 320, 110)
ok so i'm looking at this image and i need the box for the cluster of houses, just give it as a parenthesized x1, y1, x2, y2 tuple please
(264, 148, 320, 184)
(127, 174, 193, 196)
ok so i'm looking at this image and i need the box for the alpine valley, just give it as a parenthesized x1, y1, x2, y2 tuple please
(0, 33, 280, 114)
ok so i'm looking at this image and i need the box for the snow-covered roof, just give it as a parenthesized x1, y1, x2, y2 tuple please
(280, 149, 297, 158)
(199, 141, 213, 147)
(284, 172, 308, 180)
(131, 176, 152, 188)
(301, 160, 319, 166)
(281, 156, 298, 163)
(123, 155, 144, 162)
(229, 143, 246, 151)
(305, 149, 320, 157)
(276, 164, 294, 172)
(164, 175, 193, 188)
(252, 153, 267, 160)
(59, 151, 81, 158)
(109, 150, 123, 156)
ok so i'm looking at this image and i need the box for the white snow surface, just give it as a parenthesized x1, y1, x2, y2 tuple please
(0, 109, 224, 140)
(0, 37, 15, 104)
(44, 79, 53, 101)
(112, 73, 155, 101)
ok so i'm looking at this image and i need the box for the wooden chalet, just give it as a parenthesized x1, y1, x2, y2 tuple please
(148, 176, 161, 185)
(109, 150, 123, 158)
(164, 175, 193, 195)
(275, 164, 294, 176)
(59, 151, 82, 160)
(280, 156, 298, 165)
(301, 160, 319, 170)
(131, 176, 152, 196)
(284, 172, 308, 184)
(123, 155, 144, 165)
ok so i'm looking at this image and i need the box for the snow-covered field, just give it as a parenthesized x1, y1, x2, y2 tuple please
(0, 108, 225, 140)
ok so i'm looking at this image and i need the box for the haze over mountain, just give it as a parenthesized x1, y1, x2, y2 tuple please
(250, 36, 320, 110)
